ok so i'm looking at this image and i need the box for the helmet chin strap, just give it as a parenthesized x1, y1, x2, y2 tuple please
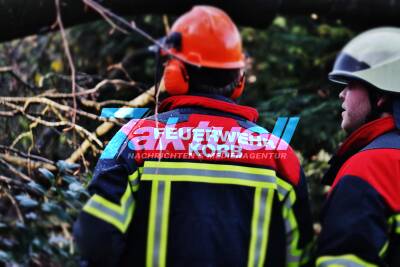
(365, 89, 382, 123)
(393, 96, 400, 129)
(366, 91, 400, 130)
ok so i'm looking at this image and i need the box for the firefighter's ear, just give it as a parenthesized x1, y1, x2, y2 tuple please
(163, 59, 189, 95)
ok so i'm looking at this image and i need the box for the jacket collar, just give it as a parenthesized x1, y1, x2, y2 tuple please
(159, 95, 259, 122)
(337, 116, 396, 157)
(323, 116, 396, 185)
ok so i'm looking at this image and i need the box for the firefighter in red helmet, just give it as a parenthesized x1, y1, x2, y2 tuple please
(161, 5, 246, 99)
(74, 6, 313, 267)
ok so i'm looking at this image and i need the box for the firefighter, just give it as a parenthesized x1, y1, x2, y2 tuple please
(316, 27, 400, 266)
(74, 5, 313, 267)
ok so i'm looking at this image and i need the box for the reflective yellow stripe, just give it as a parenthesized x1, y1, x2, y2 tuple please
(138, 166, 144, 174)
(277, 179, 295, 203)
(316, 254, 378, 267)
(379, 241, 389, 258)
(381, 213, 400, 258)
(144, 161, 276, 177)
(300, 240, 315, 266)
(83, 181, 135, 233)
(248, 187, 262, 267)
(144, 167, 276, 183)
(256, 189, 274, 267)
(282, 189, 302, 267)
(248, 188, 278, 267)
(147, 180, 158, 267)
(142, 161, 303, 266)
(142, 161, 292, 196)
(393, 214, 400, 234)
(159, 181, 171, 267)
(143, 174, 277, 189)
(147, 180, 171, 267)
(129, 171, 140, 192)
(142, 161, 282, 190)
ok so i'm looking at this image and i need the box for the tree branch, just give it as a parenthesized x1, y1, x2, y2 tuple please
(0, 158, 32, 182)
(0, 153, 57, 171)
(0, 101, 103, 148)
(0, 145, 55, 164)
(55, 0, 77, 125)
(66, 84, 163, 163)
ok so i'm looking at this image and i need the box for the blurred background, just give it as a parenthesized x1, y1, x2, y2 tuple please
(0, 1, 367, 265)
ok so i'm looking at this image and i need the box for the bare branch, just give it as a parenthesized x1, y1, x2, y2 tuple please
(0, 153, 57, 171)
(0, 158, 32, 182)
(39, 79, 142, 100)
(55, 0, 77, 125)
(66, 84, 163, 163)
(0, 109, 19, 117)
(2, 190, 24, 223)
(0, 96, 120, 123)
(0, 66, 13, 72)
(107, 63, 134, 81)
(80, 99, 137, 111)
(1, 101, 103, 148)
(0, 145, 55, 164)
(83, 0, 134, 35)
(10, 131, 32, 149)
(81, 0, 190, 63)
(162, 15, 170, 34)
(0, 175, 25, 188)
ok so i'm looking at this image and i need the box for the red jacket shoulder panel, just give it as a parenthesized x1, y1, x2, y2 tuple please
(332, 149, 400, 211)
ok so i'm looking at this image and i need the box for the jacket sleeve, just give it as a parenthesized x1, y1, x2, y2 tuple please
(73, 126, 140, 266)
(286, 170, 314, 267)
(316, 176, 390, 267)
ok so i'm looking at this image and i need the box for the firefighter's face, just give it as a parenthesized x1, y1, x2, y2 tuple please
(339, 81, 371, 133)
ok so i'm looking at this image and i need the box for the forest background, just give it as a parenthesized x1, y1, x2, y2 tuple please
(0, 1, 360, 265)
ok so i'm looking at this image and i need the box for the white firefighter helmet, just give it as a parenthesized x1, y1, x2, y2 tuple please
(329, 27, 400, 94)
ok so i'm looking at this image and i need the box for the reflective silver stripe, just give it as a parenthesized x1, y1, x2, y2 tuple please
(317, 255, 378, 267)
(85, 195, 134, 223)
(83, 179, 136, 233)
(282, 193, 293, 209)
(277, 185, 287, 199)
(284, 216, 300, 263)
(129, 175, 140, 187)
(287, 253, 301, 263)
(144, 167, 276, 183)
(318, 259, 366, 267)
(129, 170, 140, 193)
(285, 219, 293, 241)
(282, 190, 302, 265)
